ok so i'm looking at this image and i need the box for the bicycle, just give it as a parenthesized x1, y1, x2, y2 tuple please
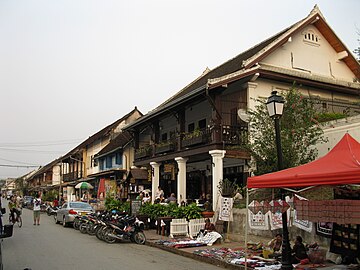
(9, 208, 22, 228)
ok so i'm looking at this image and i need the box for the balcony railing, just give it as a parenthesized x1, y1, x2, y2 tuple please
(181, 129, 211, 147)
(221, 125, 248, 145)
(134, 125, 249, 161)
(154, 141, 176, 154)
(63, 171, 83, 182)
(135, 146, 153, 159)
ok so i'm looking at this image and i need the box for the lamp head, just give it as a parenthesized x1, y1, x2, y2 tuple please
(266, 91, 284, 118)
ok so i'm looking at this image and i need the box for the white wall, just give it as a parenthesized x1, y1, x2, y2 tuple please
(317, 115, 360, 158)
(52, 164, 61, 185)
(263, 25, 354, 81)
(185, 101, 212, 131)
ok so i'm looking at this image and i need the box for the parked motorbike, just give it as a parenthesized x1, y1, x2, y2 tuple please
(46, 205, 59, 216)
(103, 215, 146, 245)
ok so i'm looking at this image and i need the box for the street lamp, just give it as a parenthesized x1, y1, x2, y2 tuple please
(266, 91, 292, 270)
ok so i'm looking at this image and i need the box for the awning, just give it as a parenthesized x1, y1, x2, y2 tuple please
(247, 133, 360, 189)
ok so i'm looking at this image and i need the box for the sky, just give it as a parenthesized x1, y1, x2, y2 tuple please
(1, 0, 359, 179)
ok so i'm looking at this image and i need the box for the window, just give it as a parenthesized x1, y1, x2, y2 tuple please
(188, 123, 195, 132)
(106, 156, 112, 168)
(303, 30, 320, 46)
(161, 133, 168, 141)
(115, 153, 122, 165)
(198, 119, 206, 129)
(99, 159, 104, 170)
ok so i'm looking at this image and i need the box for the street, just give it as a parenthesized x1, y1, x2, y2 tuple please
(2, 204, 222, 270)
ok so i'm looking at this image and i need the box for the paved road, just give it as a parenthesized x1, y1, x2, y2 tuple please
(2, 202, 222, 270)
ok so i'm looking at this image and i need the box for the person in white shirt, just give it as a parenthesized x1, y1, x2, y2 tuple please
(33, 194, 41, 225)
(155, 186, 164, 200)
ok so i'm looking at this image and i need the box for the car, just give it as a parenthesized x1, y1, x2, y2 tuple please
(22, 196, 34, 208)
(54, 202, 94, 227)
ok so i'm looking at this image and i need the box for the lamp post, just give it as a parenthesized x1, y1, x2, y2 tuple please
(266, 91, 292, 270)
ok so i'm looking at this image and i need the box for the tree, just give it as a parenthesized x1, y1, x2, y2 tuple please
(246, 85, 327, 176)
(354, 27, 360, 61)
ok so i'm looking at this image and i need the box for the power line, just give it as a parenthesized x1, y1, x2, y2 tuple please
(0, 164, 40, 168)
(0, 138, 82, 147)
(0, 141, 81, 148)
(0, 147, 64, 154)
(0, 157, 40, 166)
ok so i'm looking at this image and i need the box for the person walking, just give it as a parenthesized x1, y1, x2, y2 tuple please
(33, 194, 41, 225)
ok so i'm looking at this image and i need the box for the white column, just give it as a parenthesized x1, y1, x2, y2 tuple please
(175, 157, 188, 205)
(209, 150, 226, 211)
(150, 162, 160, 203)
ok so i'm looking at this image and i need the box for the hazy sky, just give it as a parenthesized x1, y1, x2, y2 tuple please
(1, 0, 359, 179)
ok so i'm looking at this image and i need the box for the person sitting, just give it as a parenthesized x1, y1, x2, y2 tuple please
(197, 218, 216, 238)
(291, 236, 308, 263)
(268, 233, 283, 252)
(142, 193, 151, 203)
(165, 193, 177, 204)
(204, 218, 216, 232)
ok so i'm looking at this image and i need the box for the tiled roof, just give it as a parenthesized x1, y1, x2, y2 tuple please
(63, 107, 141, 158)
(95, 131, 132, 157)
(158, 28, 289, 108)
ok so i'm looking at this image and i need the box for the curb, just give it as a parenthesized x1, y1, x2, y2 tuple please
(145, 240, 244, 270)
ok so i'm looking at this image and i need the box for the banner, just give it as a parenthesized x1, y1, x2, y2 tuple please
(219, 196, 233, 221)
(248, 210, 269, 230)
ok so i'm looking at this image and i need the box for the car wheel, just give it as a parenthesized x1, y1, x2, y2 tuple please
(62, 216, 67, 227)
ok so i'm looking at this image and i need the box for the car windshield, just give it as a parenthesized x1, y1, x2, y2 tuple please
(69, 202, 92, 210)
(24, 196, 33, 201)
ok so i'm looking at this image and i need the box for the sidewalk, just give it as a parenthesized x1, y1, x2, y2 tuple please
(144, 229, 273, 269)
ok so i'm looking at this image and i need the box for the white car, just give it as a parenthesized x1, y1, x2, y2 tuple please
(54, 202, 94, 227)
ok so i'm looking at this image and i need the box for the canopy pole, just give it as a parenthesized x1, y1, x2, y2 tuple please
(245, 187, 249, 270)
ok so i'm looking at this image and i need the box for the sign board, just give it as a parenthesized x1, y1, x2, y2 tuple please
(131, 200, 142, 216)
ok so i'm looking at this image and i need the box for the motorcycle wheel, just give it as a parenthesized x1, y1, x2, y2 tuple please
(73, 219, 80, 230)
(87, 223, 96, 235)
(133, 231, 146, 245)
(79, 223, 88, 234)
(95, 226, 105, 240)
(104, 228, 117, 244)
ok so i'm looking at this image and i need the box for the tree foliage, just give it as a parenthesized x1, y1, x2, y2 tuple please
(246, 85, 327, 176)
(354, 27, 360, 61)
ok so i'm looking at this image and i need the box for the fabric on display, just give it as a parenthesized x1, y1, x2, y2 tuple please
(197, 231, 222, 246)
(248, 210, 269, 230)
(219, 196, 233, 221)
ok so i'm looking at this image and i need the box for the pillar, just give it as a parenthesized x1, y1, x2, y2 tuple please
(209, 150, 226, 211)
(175, 157, 188, 205)
(150, 162, 160, 203)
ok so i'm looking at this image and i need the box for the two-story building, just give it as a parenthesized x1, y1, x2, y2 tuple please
(124, 6, 360, 210)
(59, 107, 142, 202)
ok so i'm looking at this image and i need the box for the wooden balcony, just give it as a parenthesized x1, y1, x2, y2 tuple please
(135, 146, 152, 159)
(221, 125, 248, 145)
(181, 129, 210, 148)
(63, 171, 82, 182)
(154, 142, 175, 154)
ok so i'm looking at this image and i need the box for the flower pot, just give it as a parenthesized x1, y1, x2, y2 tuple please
(201, 211, 214, 218)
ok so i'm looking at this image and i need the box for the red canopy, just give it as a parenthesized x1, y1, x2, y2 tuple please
(247, 133, 360, 188)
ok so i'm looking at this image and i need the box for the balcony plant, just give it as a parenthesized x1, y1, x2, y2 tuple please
(154, 141, 175, 154)
(135, 145, 152, 158)
(182, 128, 205, 147)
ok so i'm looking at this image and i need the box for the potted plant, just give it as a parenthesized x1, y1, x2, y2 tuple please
(181, 128, 205, 147)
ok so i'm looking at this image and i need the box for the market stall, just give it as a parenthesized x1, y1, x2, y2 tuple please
(247, 133, 360, 265)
